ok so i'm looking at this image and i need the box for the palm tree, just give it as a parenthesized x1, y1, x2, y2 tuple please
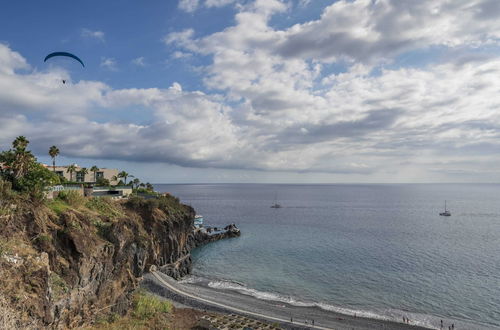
(11, 136, 34, 179)
(13, 136, 29, 151)
(78, 167, 89, 183)
(132, 178, 140, 189)
(90, 165, 99, 182)
(117, 171, 133, 185)
(67, 164, 77, 182)
(48, 146, 60, 172)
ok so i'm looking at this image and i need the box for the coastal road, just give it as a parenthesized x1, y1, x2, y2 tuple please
(151, 271, 331, 330)
(147, 271, 430, 330)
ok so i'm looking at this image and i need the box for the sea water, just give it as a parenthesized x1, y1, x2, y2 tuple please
(154, 184, 500, 329)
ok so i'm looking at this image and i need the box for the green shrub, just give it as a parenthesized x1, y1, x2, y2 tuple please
(56, 190, 85, 208)
(95, 177, 110, 187)
(125, 195, 146, 210)
(46, 199, 70, 215)
(146, 198, 159, 211)
(132, 291, 171, 320)
(36, 234, 52, 243)
(90, 218, 112, 239)
(49, 272, 68, 300)
(86, 197, 122, 218)
(0, 179, 13, 200)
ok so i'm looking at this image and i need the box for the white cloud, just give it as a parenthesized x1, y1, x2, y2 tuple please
(171, 51, 193, 59)
(0, 44, 29, 74)
(132, 56, 146, 66)
(164, 29, 196, 50)
(205, 0, 236, 8)
(178, 0, 237, 12)
(100, 57, 118, 71)
(178, 0, 200, 13)
(81, 28, 105, 42)
(5, 0, 500, 181)
(275, 0, 500, 63)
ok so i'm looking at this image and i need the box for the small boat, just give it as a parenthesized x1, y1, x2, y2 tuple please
(194, 215, 204, 227)
(271, 193, 282, 208)
(439, 201, 451, 216)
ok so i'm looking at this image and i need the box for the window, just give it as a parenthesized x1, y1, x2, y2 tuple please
(96, 172, 104, 179)
(56, 171, 64, 177)
(76, 172, 85, 182)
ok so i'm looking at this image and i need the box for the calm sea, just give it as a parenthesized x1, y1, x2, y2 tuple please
(154, 184, 500, 329)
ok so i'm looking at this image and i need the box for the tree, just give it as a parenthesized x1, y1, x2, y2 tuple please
(145, 182, 154, 191)
(67, 164, 77, 182)
(78, 167, 89, 182)
(48, 146, 60, 172)
(117, 171, 133, 185)
(132, 178, 140, 189)
(12, 136, 28, 151)
(95, 177, 110, 186)
(0, 136, 59, 193)
(90, 165, 99, 182)
(10, 136, 35, 179)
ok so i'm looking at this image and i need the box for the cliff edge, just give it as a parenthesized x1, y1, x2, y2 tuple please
(0, 193, 239, 329)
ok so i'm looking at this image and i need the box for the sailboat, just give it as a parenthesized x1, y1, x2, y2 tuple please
(439, 200, 451, 216)
(270, 192, 282, 208)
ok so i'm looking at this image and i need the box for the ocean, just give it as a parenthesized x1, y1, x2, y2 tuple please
(154, 184, 500, 329)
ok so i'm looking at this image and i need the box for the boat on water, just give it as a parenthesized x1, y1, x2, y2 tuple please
(194, 215, 204, 227)
(271, 193, 282, 208)
(439, 201, 451, 216)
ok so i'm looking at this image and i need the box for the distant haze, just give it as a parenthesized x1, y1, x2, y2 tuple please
(2, 0, 500, 183)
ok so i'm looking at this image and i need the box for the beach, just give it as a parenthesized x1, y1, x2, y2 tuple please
(142, 271, 430, 330)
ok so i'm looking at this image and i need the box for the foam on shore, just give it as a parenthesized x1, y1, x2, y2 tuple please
(179, 275, 492, 330)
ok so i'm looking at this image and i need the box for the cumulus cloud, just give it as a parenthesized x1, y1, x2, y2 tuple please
(81, 28, 105, 42)
(0, 44, 29, 74)
(100, 57, 117, 71)
(132, 56, 146, 66)
(205, 0, 236, 8)
(4, 0, 500, 180)
(171, 51, 193, 59)
(178, 0, 238, 12)
(178, 0, 200, 13)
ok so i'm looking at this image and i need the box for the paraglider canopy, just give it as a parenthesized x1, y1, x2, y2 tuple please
(44, 52, 85, 67)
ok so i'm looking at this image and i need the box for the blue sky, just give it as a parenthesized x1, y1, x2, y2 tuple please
(2, 0, 500, 183)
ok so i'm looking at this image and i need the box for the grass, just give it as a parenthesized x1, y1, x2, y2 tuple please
(0, 240, 7, 258)
(132, 290, 171, 320)
(86, 290, 172, 330)
(90, 218, 112, 239)
(46, 199, 71, 215)
(56, 190, 86, 208)
(49, 272, 68, 300)
(86, 197, 123, 219)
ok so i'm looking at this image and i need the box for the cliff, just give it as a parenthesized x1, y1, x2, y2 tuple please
(0, 193, 239, 329)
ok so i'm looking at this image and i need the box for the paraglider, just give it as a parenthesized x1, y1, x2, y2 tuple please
(44, 52, 85, 67)
(44, 52, 84, 84)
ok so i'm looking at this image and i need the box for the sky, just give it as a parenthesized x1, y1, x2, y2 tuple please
(2, 0, 500, 183)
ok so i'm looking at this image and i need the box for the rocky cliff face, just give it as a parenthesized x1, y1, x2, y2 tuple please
(0, 195, 239, 329)
(159, 223, 241, 279)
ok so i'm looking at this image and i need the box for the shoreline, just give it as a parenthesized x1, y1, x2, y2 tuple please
(142, 271, 431, 330)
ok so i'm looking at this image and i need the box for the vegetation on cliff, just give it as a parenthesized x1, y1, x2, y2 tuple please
(0, 141, 196, 329)
(86, 290, 172, 330)
(0, 136, 241, 329)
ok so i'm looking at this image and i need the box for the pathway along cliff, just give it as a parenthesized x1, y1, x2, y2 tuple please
(0, 193, 239, 328)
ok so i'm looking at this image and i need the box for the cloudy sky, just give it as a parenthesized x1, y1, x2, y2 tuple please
(2, 0, 500, 183)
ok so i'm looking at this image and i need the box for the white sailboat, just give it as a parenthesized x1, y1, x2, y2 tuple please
(439, 200, 451, 216)
(270, 192, 282, 208)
